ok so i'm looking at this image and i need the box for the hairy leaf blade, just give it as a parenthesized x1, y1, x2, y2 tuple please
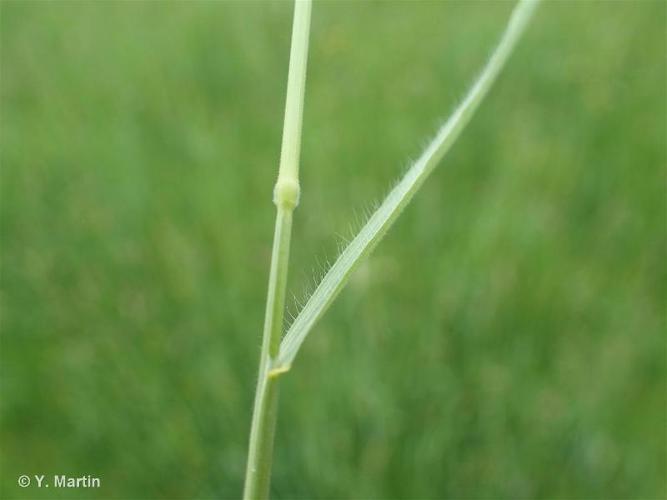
(271, 0, 541, 375)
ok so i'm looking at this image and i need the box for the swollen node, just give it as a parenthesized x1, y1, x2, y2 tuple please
(273, 179, 301, 209)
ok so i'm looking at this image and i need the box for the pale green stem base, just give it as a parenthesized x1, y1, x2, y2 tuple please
(243, 373, 279, 500)
(243, 209, 293, 500)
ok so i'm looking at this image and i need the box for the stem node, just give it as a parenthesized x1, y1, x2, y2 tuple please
(273, 178, 301, 209)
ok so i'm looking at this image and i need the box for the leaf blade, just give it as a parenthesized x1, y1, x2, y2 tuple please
(271, 0, 541, 375)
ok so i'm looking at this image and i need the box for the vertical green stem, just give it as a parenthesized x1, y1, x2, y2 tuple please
(242, 209, 292, 500)
(243, 1, 311, 499)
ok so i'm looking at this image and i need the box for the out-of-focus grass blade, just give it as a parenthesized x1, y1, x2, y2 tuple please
(270, 0, 541, 376)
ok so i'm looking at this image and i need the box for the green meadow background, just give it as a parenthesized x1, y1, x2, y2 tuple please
(1, 1, 665, 499)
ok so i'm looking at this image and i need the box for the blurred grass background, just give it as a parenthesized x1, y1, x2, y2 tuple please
(1, 1, 665, 499)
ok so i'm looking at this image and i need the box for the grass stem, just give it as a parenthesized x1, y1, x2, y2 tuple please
(243, 1, 312, 498)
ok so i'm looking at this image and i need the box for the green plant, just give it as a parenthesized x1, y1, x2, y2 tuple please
(242, 1, 312, 499)
(244, 0, 540, 497)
